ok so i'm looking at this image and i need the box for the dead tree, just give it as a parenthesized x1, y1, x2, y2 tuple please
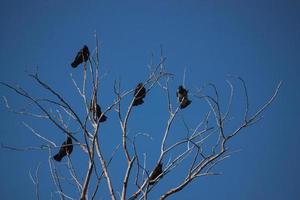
(0, 37, 282, 200)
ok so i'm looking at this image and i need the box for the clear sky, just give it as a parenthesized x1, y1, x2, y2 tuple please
(0, 0, 299, 199)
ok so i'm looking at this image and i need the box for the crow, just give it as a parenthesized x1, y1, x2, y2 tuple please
(149, 163, 163, 185)
(71, 45, 90, 68)
(133, 83, 146, 106)
(177, 85, 191, 109)
(53, 137, 73, 162)
(90, 102, 107, 122)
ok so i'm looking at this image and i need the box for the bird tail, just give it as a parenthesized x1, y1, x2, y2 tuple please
(133, 99, 144, 106)
(149, 180, 156, 185)
(71, 62, 77, 68)
(180, 99, 191, 109)
(53, 153, 62, 162)
(100, 114, 107, 122)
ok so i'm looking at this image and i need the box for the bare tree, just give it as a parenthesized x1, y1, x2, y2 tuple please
(0, 37, 282, 200)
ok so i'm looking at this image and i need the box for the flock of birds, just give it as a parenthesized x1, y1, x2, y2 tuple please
(53, 45, 192, 184)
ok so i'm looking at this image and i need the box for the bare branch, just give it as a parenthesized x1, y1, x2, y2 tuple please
(29, 162, 41, 200)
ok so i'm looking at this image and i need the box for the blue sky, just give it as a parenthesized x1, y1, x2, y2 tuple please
(0, 0, 299, 199)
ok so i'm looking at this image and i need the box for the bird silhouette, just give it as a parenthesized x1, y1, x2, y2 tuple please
(149, 163, 163, 185)
(53, 137, 73, 162)
(133, 83, 146, 106)
(71, 45, 90, 68)
(177, 85, 191, 109)
(90, 103, 107, 122)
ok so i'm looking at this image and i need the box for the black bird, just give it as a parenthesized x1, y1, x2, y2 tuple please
(71, 45, 90, 68)
(133, 83, 146, 106)
(149, 163, 163, 185)
(90, 102, 107, 122)
(176, 85, 191, 109)
(53, 137, 73, 162)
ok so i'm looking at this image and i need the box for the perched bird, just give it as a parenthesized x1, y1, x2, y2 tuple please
(90, 102, 107, 122)
(177, 85, 191, 109)
(149, 163, 163, 185)
(71, 45, 90, 68)
(133, 83, 146, 106)
(53, 137, 73, 162)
